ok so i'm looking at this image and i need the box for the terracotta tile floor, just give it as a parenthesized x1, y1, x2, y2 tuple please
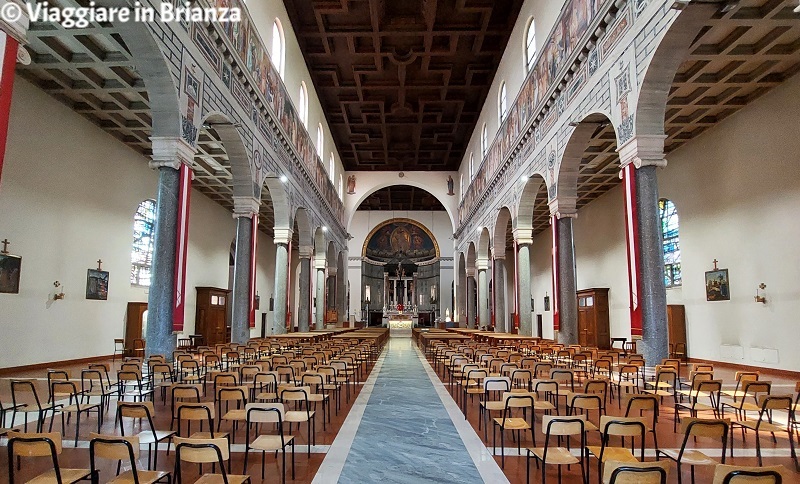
(2, 349, 800, 483)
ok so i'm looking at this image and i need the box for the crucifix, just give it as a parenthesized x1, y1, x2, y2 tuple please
(97, 259, 103, 271)
(0, 238, 9, 255)
(712, 259, 718, 270)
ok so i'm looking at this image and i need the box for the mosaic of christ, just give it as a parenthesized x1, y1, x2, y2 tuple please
(365, 220, 437, 262)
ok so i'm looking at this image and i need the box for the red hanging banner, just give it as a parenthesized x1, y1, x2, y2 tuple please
(0, 33, 19, 189)
(249, 214, 258, 328)
(551, 215, 560, 332)
(172, 163, 192, 332)
(623, 164, 643, 336)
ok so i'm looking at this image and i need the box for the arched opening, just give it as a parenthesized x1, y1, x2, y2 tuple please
(524, 16, 536, 74)
(492, 206, 513, 332)
(272, 19, 286, 78)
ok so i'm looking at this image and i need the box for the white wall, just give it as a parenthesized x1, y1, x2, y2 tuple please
(528, 72, 800, 370)
(347, 211, 455, 321)
(0, 77, 270, 368)
(531, 225, 555, 339)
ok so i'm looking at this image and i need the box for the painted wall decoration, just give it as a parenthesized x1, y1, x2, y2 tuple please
(705, 269, 730, 302)
(208, 0, 344, 224)
(363, 219, 440, 263)
(458, 0, 607, 224)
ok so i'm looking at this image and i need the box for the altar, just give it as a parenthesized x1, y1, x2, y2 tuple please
(387, 317, 413, 337)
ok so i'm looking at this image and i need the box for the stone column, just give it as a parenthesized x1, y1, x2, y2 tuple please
(466, 269, 476, 329)
(146, 138, 195, 359)
(555, 215, 578, 345)
(336, 251, 347, 323)
(297, 246, 312, 332)
(477, 259, 489, 329)
(493, 255, 506, 332)
(230, 196, 259, 344)
(619, 135, 670, 366)
(272, 229, 292, 335)
(315, 261, 326, 329)
(515, 229, 533, 336)
(327, 269, 336, 309)
(383, 272, 389, 310)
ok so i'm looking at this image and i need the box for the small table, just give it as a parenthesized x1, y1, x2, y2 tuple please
(611, 337, 628, 354)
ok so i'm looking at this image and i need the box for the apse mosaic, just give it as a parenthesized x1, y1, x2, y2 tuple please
(363, 219, 439, 263)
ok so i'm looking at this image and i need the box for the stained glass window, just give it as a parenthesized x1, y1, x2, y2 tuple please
(131, 200, 156, 286)
(659, 198, 681, 287)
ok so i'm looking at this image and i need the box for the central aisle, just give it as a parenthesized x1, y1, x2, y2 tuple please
(316, 336, 508, 483)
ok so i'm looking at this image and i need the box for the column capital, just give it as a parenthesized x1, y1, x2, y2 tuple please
(548, 198, 578, 220)
(493, 253, 506, 261)
(466, 268, 476, 278)
(273, 228, 292, 245)
(150, 137, 195, 170)
(477, 258, 489, 271)
(315, 257, 327, 270)
(0, 1, 30, 44)
(617, 134, 668, 170)
(298, 245, 314, 259)
(513, 228, 533, 247)
(232, 196, 260, 218)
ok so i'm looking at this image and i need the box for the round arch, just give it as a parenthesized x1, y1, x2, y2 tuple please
(477, 228, 491, 261)
(346, 179, 457, 230)
(466, 242, 477, 271)
(516, 174, 547, 232)
(200, 112, 254, 199)
(313, 227, 326, 260)
(293, 207, 313, 249)
(492, 206, 513, 254)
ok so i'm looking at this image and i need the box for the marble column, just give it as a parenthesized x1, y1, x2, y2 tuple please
(516, 229, 533, 336)
(556, 216, 578, 345)
(327, 270, 336, 309)
(272, 229, 292, 335)
(336, 252, 347, 323)
(493, 256, 506, 332)
(315, 264, 326, 329)
(231, 197, 259, 344)
(146, 138, 194, 359)
(477, 260, 489, 329)
(297, 246, 312, 332)
(619, 136, 670, 366)
(466, 271, 476, 329)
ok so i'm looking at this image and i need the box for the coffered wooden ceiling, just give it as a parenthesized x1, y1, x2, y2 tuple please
(284, 0, 524, 172)
(357, 185, 445, 211)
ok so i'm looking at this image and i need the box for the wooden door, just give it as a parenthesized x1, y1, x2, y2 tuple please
(125, 302, 148, 354)
(577, 295, 595, 347)
(195, 287, 230, 347)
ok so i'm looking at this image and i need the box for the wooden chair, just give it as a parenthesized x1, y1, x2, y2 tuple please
(113, 338, 126, 362)
(729, 395, 797, 468)
(720, 371, 759, 402)
(712, 464, 786, 484)
(50, 380, 102, 446)
(7, 431, 92, 484)
(586, 416, 648, 481)
(527, 415, 589, 484)
(174, 437, 250, 484)
(243, 403, 295, 483)
(604, 461, 670, 484)
(674, 379, 722, 432)
(117, 401, 176, 470)
(657, 417, 729, 484)
(721, 380, 771, 422)
(492, 392, 535, 467)
(624, 394, 660, 452)
(90, 433, 171, 483)
(10, 380, 61, 432)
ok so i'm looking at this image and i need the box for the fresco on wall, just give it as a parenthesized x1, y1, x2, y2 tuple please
(208, 0, 343, 224)
(459, 0, 606, 224)
(363, 219, 439, 263)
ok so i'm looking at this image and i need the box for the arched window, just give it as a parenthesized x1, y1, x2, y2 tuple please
(271, 19, 285, 78)
(329, 153, 335, 181)
(459, 174, 464, 200)
(481, 123, 488, 158)
(498, 81, 507, 122)
(338, 174, 344, 200)
(316, 124, 324, 155)
(659, 198, 682, 287)
(525, 17, 536, 73)
(468, 153, 474, 180)
(298, 82, 308, 127)
(131, 199, 156, 286)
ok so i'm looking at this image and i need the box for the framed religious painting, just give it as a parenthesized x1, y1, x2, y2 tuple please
(705, 269, 730, 301)
(0, 254, 22, 294)
(86, 269, 109, 300)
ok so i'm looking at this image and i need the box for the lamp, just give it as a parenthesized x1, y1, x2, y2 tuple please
(754, 283, 767, 304)
(53, 281, 65, 300)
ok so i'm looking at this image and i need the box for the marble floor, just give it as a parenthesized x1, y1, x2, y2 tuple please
(315, 336, 507, 484)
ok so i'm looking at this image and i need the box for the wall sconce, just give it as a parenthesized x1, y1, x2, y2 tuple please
(53, 281, 65, 300)
(544, 293, 551, 311)
(754, 283, 767, 304)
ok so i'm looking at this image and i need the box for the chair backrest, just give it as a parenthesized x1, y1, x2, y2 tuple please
(712, 465, 785, 484)
(90, 433, 140, 461)
(281, 386, 311, 403)
(483, 376, 511, 393)
(118, 401, 157, 426)
(171, 384, 201, 404)
(541, 415, 586, 437)
(599, 415, 647, 438)
(605, 461, 670, 484)
(680, 418, 729, 461)
(11, 380, 42, 408)
(177, 402, 215, 422)
(245, 402, 285, 423)
(7, 431, 63, 456)
(50, 380, 79, 401)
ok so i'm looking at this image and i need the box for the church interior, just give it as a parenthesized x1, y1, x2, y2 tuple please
(1, 0, 799, 482)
